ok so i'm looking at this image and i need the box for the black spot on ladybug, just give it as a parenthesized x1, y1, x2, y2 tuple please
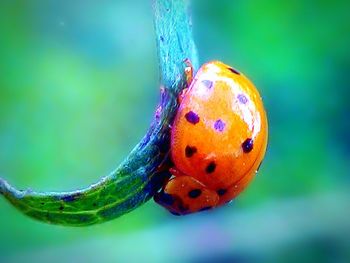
(228, 67, 240, 75)
(199, 206, 212, 212)
(242, 138, 254, 153)
(217, 189, 227, 196)
(214, 119, 226, 132)
(202, 79, 213, 89)
(41, 202, 45, 205)
(59, 205, 64, 211)
(185, 145, 197, 157)
(237, 94, 248, 104)
(185, 111, 200, 124)
(188, 189, 202, 198)
(206, 161, 216, 174)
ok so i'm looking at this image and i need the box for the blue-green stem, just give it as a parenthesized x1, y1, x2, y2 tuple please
(0, 0, 198, 226)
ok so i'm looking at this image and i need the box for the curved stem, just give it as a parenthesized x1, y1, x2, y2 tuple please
(0, 0, 198, 226)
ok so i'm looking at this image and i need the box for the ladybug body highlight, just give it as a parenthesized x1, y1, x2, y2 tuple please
(155, 61, 268, 215)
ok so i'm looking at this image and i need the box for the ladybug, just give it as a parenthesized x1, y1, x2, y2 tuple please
(154, 60, 268, 215)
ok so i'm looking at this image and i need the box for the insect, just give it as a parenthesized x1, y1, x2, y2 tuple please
(154, 60, 268, 215)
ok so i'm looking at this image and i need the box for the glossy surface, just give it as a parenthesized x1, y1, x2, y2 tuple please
(156, 61, 268, 215)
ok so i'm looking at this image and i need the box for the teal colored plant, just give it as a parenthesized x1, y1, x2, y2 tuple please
(0, 0, 198, 226)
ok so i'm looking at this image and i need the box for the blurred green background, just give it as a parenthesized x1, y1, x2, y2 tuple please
(1, 0, 349, 262)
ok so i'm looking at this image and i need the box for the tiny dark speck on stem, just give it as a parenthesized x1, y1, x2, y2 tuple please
(60, 193, 81, 202)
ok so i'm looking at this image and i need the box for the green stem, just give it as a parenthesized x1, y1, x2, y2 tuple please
(0, 0, 198, 226)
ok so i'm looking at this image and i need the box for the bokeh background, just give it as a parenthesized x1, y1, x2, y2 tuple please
(1, 0, 349, 262)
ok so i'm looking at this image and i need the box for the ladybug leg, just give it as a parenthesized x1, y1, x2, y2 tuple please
(173, 59, 193, 105)
(184, 58, 194, 86)
(178, 88, 188, 104)
(154, 176, 219, 215)
(177, 59, 194, 105)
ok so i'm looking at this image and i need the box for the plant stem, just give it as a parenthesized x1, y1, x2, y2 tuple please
(0, 0, 198, 226)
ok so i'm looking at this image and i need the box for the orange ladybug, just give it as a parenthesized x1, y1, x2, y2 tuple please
(154, 61, 268, 215)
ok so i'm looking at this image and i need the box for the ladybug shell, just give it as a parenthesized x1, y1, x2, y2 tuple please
(170, 61, 268, 205)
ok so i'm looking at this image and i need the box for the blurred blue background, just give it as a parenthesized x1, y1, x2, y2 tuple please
(1, 0, 349, 262)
